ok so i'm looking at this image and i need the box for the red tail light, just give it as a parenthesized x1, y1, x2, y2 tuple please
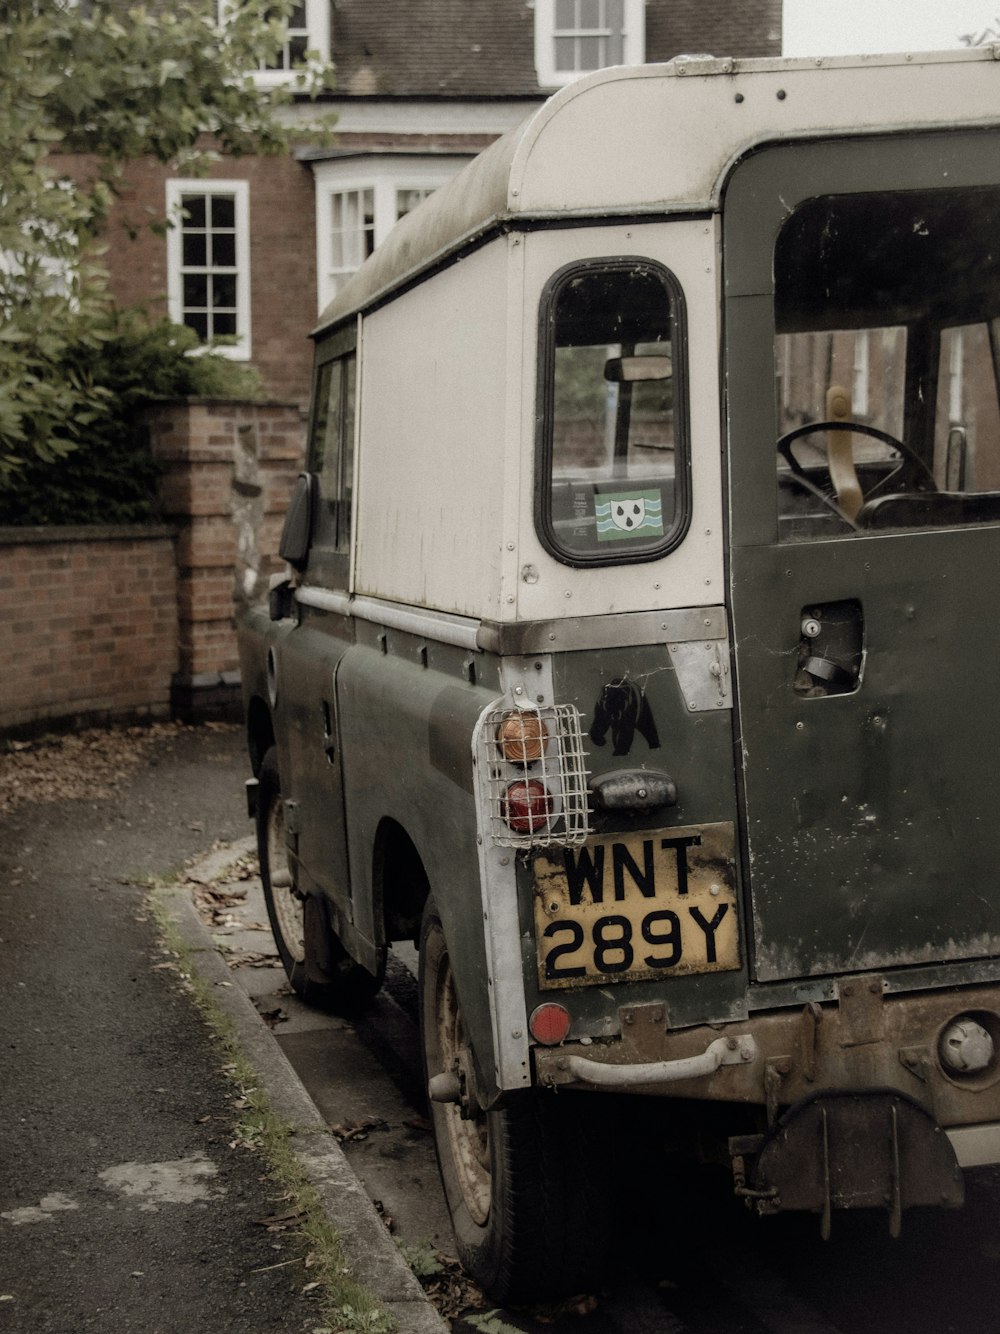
(501, 778, 553, 833)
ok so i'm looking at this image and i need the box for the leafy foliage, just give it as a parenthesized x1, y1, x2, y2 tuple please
(0, 0, 333, 478)
(0, 319, 264, 526)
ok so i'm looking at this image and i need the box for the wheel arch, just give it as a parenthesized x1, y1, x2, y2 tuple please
(371, 816, 431, 947)
(245, 695, 275, 776)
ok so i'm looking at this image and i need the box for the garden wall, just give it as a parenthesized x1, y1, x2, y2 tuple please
(0, 398, 304, 737)
(145, 398, 303, 720)
(0, 526, 179, 735)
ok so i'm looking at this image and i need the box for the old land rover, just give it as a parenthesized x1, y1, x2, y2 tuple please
(240, 48, 1000, 1302)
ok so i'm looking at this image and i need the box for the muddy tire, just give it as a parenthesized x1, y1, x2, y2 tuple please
(256, 748, 382, 1011)
(419, 896, 614, 1305)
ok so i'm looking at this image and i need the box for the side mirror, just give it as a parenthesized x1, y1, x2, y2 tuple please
(604, 354, 673, 383)
(278, 472, 318, 570)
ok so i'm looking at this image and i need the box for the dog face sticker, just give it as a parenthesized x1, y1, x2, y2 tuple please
(595, 490, 664, 542)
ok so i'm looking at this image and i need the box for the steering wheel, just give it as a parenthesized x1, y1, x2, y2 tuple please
(777, 420, 936, 528)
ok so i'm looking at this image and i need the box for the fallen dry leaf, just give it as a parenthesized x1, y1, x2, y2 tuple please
(229, 952, 278, 969)
(330, 1117, 389, 1144)
(533, 1293, 600, 1322)
(254, 1209, 306, 1232)
(412, 1249, 486, 1321)
(0, 722, 237, 817)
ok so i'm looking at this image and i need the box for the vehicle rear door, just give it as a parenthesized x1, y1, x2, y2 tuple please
(724, 131, 1000, 984)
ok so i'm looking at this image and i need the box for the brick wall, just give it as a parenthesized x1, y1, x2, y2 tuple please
(145, 398, 304, 717)
(0, 400, 304, 737)
(0, 526, 179, 735)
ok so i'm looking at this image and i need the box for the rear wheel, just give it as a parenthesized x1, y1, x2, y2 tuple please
(256, 747, 382, 1011)
(419, 896, 615, 1305)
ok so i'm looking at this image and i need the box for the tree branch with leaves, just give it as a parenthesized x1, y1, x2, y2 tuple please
(0, 0, 333, 477)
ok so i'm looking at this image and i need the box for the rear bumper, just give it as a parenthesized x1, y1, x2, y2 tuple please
(533, 975, 1000, 1152)
(947, 1122, 1000, 1167)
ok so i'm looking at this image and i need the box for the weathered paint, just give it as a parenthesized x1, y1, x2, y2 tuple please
(725, 132, 1000, 986)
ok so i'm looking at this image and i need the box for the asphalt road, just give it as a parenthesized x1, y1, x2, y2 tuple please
(0, 725, 325, 1334)
(9, 723, 1000, 1333)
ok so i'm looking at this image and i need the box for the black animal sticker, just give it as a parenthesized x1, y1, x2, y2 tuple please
(589, 677, 660, 756)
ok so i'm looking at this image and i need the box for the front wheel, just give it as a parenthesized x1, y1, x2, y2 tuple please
(256, 747, 382, 1011)
(419, 896, 615, 1305)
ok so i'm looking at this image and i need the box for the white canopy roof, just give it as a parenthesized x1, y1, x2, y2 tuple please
(315, 47, 1000, 336)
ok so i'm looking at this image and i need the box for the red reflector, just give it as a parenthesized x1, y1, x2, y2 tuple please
(529, 1003, 571, 1046)
(501, 778, 553, 833)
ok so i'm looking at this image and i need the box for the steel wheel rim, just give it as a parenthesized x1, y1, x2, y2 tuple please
(266, 794, 304, 963)
(438, 957, 491, 1225)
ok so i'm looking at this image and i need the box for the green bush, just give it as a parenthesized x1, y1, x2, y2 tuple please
(0, 319, 264, 527)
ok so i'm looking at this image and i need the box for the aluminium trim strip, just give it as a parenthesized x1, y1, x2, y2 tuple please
(295, 586, 353, 617)
(294, 587, 728, 657)
(472, 697, 532, 1089)
(294, 586, 483, 652)
(477, 606, 728, 654)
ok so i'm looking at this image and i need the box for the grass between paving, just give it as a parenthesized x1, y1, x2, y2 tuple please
(151, 887, 396, 1334)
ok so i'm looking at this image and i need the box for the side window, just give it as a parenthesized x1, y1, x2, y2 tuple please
(536, 260, 688, 565)
(308, 352, 357, 555)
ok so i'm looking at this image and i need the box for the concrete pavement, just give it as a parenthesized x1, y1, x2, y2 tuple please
(0, 723, 445, 1334)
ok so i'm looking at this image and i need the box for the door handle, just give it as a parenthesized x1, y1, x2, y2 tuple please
(794, 600, 864, 697)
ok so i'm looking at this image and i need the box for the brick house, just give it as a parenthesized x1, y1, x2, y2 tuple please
(3, 1, 784, 734)
(0, 1, 782, 733)
(93, 0, 782, 407)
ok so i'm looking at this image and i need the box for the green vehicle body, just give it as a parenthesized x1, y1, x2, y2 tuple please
(240, 49, 1000, 1249)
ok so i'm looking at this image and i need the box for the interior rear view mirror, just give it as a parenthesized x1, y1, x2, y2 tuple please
(604, 354, 673, 383)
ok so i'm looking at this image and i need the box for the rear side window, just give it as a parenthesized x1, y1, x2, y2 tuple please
(308, 351, 356, 554)
(536, 260, 689, 565)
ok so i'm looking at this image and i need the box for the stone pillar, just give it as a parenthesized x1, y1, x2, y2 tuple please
(145, 398, 304, 720)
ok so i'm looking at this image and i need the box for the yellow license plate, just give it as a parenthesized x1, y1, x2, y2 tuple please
(532, 823, 740, 990)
